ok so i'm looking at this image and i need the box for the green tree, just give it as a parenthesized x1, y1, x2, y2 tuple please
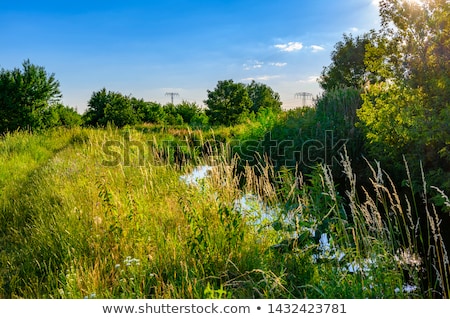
(0, 60, 61, 132)
(82, 88, 110, 126)
(376, 0, 450, 89)
(42, 104, 82, 128)
(315, 87, 364, 161)
(175, 101, 203, 124)
(134, 100, 165, 124)
(103, 95, 138, 127)
(377, 0, 450, 150)
(358, 0, 450, 190)
(358, 82, 426, 158)
(163, 103, 184, 125)
(319, 33, 374, 91)
(189, 111, 209, 127)
(205, 80, 252, 126)
(83, 89, 139, 127)
(246, 80, 282, 114)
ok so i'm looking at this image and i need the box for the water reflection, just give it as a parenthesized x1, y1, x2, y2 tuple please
(179, 165, 213, 186)
(180, 165, 418, 294)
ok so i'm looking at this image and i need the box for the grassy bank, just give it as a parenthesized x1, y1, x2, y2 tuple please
(0, 127, 448, 298)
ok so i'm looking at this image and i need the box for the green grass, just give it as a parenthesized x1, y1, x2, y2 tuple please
(0, 127, 448, 298)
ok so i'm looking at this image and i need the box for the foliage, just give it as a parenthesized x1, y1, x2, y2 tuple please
(83, 88, 139, 127)
(205, 79, 282, 126)
(162, 103, 184, 125)
(42, 104, 82, 128)
(0, 127, 449, 298)
(246, 80, 282, 114)
(83, 88, 111, 126)
(205, 79, 252, 126)
(314, 87, 364, 161)
(358, 82, 425, 157)
(189, 111, 209, 128)
(0, 60, 62, 133)
(84, 90, 207, 128)
(377, 0, 450, 92)
(319, 33, 374, 91)
(234, 87, 364, 176)
(132, 99, 164, 124)
(358, 0, 450, 191)
(104, 95, 138, 127)
(173, 101, 205, 125)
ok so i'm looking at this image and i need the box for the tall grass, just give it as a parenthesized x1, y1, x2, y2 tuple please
(0, 127, 448, 298)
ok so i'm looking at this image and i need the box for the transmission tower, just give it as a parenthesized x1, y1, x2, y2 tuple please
(295, 92, 313, 106)
(165, 92, 179, 104)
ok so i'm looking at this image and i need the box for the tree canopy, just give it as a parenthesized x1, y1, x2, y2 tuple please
(83, 89, 140, 127)
(83, 88, 207, 127)
(205, 79, 282, 126)
(205, 80, 252, 126)
(318, 33, 373, 91)
(0, 60, 62, 132)
(357, 0, 450, 189)
(246, 80, 282, 113)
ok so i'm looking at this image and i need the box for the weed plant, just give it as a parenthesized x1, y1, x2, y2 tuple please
(0, 127, 448, 298)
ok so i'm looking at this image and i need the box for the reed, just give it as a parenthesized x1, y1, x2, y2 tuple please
(0, 127, 448, 298)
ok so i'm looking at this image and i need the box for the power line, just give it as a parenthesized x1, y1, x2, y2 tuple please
(294, 92, 313, 106)
(165, 92, 179, 104)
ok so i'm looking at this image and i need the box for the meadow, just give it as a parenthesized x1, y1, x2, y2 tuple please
(1, 0, 449, 301)
(1, 125, 448, 299)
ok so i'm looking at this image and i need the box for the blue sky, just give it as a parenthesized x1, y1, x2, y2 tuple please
(0, 0, 381, 112)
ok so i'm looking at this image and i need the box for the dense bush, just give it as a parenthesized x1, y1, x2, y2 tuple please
(314, 87, 364, 166)
(173, 101, 205, 125)
(83, 89, 138, 127)
(0, 60, 62, 133)
(42, 104, 82, 128)
(205, 80, 252, 126)
(133, 99, 165, 125)
(357, 0, 450, 193)
(233, 87, 363, 178)
(83, 89, 207, 128)
(205, 79, 282, 126)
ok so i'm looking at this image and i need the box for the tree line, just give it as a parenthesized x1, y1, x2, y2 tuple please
(0, 61, 282, 132)
(1, 0, 448, 191)
(317, 0, 449, 193)
(0, 60, 82, 132)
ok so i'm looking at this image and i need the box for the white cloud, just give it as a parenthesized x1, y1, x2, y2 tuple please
(243, 60, 264, 70)
(310, 45, 325, 53)
(298, 75, 319, 84)
(349, 27, 359, 33)
(274, 41, 303, 52)
(242, 75, 280, 82)
(269, 62, 287, 67)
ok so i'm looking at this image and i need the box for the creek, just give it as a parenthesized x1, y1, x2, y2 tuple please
(179, 165, 418, 294)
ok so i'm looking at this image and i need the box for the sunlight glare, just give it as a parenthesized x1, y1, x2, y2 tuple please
(372, 0, 425, 7)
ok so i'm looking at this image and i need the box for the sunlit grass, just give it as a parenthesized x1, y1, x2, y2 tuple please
(0, 127, 448, 298)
